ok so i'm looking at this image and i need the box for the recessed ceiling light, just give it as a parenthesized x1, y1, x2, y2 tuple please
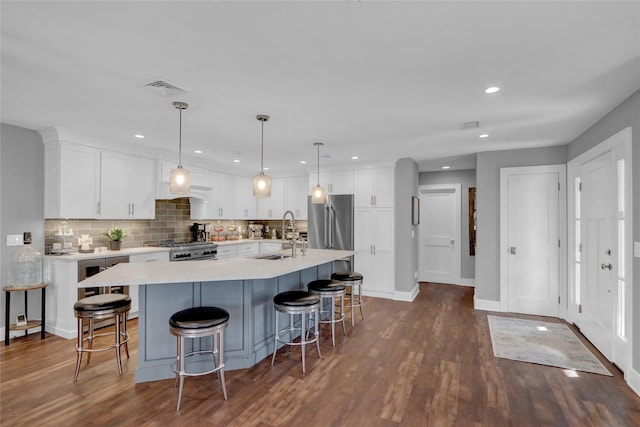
(300, 160, 307, 164)
(442, 166, 450, 170)
(233, 159, 240, 163)
(134, 134, 144, 139)
(479, 134, 489, 138)
(194, 150, 203, 154)
(484, 86, 500, 94)
(351, 156, 359, 160)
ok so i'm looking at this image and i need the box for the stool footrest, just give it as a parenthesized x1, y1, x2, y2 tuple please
(170, 350, 225, 377)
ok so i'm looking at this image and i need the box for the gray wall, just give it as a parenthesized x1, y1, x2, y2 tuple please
(566, 89, 640, 376)
(419, 169, 476, 281)
(394, 158, 419, 294)
(0, 123, 45, 331)
(475, 145, 567, 301)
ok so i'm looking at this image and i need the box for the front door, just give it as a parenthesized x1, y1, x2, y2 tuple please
(578, 151, 614, 360)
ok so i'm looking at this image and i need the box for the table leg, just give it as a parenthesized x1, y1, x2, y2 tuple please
(24, 290, 28, 337)
(4, 291, 9, 345)
(41, 286, 46, 340)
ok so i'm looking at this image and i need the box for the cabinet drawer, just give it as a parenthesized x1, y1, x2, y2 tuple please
(236, 243, 259, 256)
(216, 246, 238, 259)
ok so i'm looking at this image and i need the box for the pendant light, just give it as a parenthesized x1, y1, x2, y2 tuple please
(311, 142, 326, 204)
(169, 101, 190, 195)
(253, 114, 272, 198)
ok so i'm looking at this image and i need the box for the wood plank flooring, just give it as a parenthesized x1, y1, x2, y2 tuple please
(2, 282, 640, 426)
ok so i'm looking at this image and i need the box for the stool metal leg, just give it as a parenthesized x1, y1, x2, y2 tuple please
(218, 329, 228, 400)
(122, 312, 130, 359)
(313, 307, 322, 359)
(271, 310, 280, 366)
(74, 317, 84, 382)
(115, 313, 123, 375)
(176, 336, 186, 411)
(301, 311, 307, 373)
(87, 318, 94, 364)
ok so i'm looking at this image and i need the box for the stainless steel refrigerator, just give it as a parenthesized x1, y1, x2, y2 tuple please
(307, 194, 354, 272)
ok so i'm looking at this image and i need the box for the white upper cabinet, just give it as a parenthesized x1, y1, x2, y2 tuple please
(234, 176, 257, 219)
(354, 167, 394, 208)
(100, 151, 156, 219)
(284, 175, 308, 220)
(157, 160, 210, 200)
(256, 177, 285, 219)
(312, 170, 354, 195)
(45, 142, 101, 219)
(207, 172, 235, 219)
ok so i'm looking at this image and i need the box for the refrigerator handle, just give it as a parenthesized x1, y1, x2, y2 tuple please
(324, 203, 330, 248)
(328, 203, 335, 249)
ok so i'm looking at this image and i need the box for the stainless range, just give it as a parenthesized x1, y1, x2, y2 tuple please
(154, 240, 218, 261)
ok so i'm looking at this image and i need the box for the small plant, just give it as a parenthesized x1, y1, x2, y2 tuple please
(103, 227, 127, 241)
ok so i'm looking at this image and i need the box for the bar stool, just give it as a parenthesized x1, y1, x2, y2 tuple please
(307, 279, 347, 346)
(169, 306, 229, 411)
(271, 290, 321, 374)
(331, 271, 364, 327)
(73, 293, 131, 382)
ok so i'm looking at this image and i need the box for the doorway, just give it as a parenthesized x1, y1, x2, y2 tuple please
(499, 165, 566, 317)
(568, 127, 632, 373)
(418, 184, 461, 284)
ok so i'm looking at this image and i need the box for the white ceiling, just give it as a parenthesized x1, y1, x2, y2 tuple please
(2, 1, 639, 173)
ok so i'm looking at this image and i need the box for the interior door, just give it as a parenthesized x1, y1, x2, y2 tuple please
(503, 168, 560, 317)
(578, 152, 614, 360)
(419, 186, 459, 284)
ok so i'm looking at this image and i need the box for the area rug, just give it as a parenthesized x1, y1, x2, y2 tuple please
(487, 315, 612, 376)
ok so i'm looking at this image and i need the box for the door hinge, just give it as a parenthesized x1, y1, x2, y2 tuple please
(558, 296, 561, 304)
(579, 243, 582, 253)
(558, 182, 560, 191)
(579, 182, 582, 191)
(558, 239, 561, 248)
(578, 304, 582, 314)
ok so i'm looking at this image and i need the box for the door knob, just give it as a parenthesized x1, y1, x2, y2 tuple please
(601, 263, 613, 270)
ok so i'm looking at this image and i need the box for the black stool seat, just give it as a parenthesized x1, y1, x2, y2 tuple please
(331, 271, 363, 282)
(169, 307, 230, 329)
(274, 291, 320, 307)
(74, 294, 131, 312)
(308, 279, 346, 292)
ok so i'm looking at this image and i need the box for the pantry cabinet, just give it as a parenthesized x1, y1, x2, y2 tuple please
(354, 207, 394, 298)
(354, 167, 394, 208)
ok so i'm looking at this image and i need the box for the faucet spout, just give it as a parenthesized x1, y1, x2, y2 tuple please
(282, 210, 297, 258)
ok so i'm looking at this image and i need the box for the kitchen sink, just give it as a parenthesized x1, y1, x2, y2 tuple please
(254, 253, 291, 260)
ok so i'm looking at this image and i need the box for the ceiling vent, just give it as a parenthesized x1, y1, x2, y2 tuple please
(141, 77, 189, 97)
(460, 121, 480, 130)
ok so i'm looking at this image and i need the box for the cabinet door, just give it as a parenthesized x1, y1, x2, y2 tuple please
(216, 245, 238, 260)
(55, 143, 101, 218)
(371, 208, 394, 292)
(100, 151, 130, 219)
(285, 176, 308, 220)
(234, 176, 257, 219)
(129, 156, 156, 219)
(208, 173, 235, 218)
(257, 178, 284, 219)
(354, 169, 375, 207)
(373, 168, 394, 208)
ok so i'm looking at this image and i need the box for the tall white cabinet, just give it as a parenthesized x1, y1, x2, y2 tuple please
(353, 166, 395, 299)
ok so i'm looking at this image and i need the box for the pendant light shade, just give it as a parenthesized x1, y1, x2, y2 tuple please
(253, 114, 271, 198)
(311, 142, 326, 204)
(170, 101, 190, 195)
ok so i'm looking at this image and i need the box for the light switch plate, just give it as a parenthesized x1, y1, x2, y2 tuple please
(6, 234, 23, 246)
(634, 241, 640, 258)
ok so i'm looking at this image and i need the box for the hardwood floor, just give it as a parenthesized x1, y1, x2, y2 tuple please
(2, 282, 640, 426)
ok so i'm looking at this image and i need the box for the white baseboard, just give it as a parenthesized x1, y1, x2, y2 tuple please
(628, 367, 640, 397)
(394, 283, 420, 302)
(362, 289, 394, 300)
(459, 278, 475, 287)
(474, 297, 502, 312)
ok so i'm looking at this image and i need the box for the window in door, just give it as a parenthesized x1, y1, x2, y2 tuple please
(574, 176, 581, 306)
(616, 159, 626, 340)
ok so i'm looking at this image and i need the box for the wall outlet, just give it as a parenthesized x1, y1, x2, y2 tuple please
(634, 241, 640, 258)
(6, 234, 23, 246)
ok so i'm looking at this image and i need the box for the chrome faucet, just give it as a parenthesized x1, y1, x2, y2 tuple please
(282, 210, 297, 258)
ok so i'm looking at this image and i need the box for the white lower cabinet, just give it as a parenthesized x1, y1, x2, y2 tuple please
(216, 245, 238, 260)
(236, 243, 259, 257)
(259, 242, 282, 254)
(354, 207, 394, 298)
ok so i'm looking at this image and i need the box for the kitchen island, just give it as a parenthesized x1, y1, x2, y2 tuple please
(79, 249, 353, 383)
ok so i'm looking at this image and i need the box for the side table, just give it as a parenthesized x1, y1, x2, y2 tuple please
(4, 282, 47, 345)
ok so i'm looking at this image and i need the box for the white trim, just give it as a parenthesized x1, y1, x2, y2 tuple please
(418, 183, 462, 285)
(499, 164, 567, 315)
(394, 282, 420, 302)
(474, 297, 502, 312)
(628, 367, 640, 397)
(459, 278, 475, 287)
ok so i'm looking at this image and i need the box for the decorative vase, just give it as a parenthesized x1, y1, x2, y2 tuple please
(109, 241, 122, 251)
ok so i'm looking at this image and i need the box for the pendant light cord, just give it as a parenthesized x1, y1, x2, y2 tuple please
(316, 143, 320, 185)
(178, 107, 183, 167)
(260, 119, 264, 174)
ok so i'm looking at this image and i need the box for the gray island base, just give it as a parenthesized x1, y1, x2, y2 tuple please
(78, 249, 353, 383)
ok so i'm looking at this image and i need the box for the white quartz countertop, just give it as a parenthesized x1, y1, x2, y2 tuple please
(78, 249, 353, 287)
(45, 246, 170, 262)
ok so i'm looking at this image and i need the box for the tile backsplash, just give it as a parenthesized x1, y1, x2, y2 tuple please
(45, 199, 307, 252)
